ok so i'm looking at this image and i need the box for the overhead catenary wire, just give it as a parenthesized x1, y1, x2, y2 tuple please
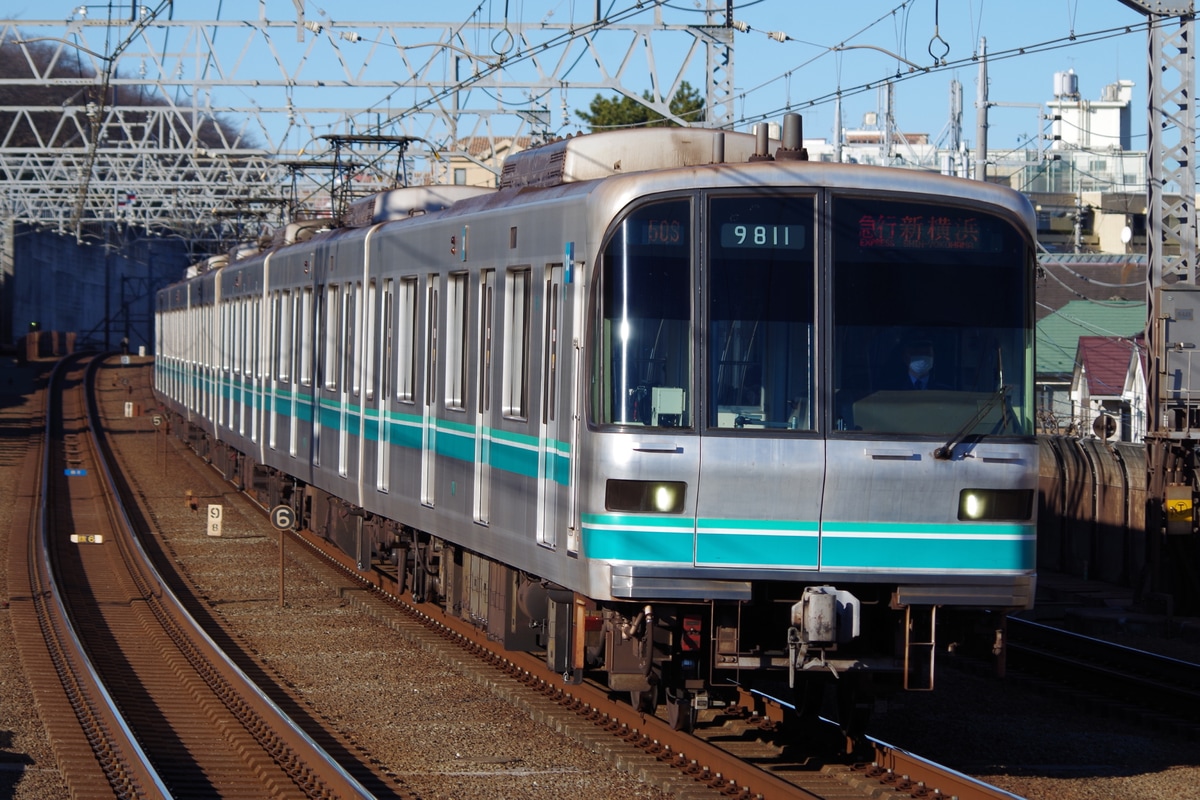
(732, 16, 1161, 131)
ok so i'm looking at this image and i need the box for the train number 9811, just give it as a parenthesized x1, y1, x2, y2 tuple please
(719, 223, 806, 249)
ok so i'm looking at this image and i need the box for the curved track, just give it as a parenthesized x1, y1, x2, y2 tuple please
(10, 354, 1024, 800)
(8, 354, 372, 799)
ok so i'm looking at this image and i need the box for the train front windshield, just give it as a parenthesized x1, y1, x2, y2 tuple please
(831, 196, 1033, 437)
(594, 191, 1033, 439)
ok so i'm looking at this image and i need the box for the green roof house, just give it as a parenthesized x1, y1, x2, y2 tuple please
(1036, 300, 1145, 433)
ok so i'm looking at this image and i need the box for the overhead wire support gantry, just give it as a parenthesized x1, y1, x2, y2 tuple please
(319, 134, 422, 220)
(0, 3, 735, 244)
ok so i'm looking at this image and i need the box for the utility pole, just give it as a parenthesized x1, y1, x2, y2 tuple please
(975, 38, 989, 182)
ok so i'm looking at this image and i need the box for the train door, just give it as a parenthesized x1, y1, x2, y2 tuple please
(693, 193, 822, 571)
(209, 292, 220, 431)
(421, 274, 439, 506)
(315, 281, 341, 469)
(295, 284, 313, 461)
(238, 297, 248, 438)
(251, 294, 262, 450)
(376, 278, 393, 493)
(338, 281, 361, 479)
(237, 297, 248, 437)
(222, 297, 234, 435)
(187, 284, 197, 419)
(268, 289, 280, 451)
(279, 287, 295, 455)
(360, 278, 379, 498)
(272, 286, 293, 455)
(474, 270, 494, 524)
(536, 264, 565, 548)
(211, 299, 219, 429)
(395, 276, 420, 491)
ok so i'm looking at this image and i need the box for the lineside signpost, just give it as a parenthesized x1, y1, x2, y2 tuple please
(206, 504, 223, 537)
(270, 505, 295, 607)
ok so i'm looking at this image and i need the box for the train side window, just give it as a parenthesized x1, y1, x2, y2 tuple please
(397, 277, 418, 403)
(323, 284, 340, 391)
(251, 297, 259, 378)
(229, 297, 238, 379)
(594, 199, 691, 427)
(299, 287, 313, 387)
(478, 270, 494, 413)
(380, 279, 393, 400)
(503, 267, 532, 420)
(252, 297, 260, 379)
(217, 301, 226, 426)
(543, 266, 561, 424)
(446, 272, 469, 410)
(364, 280, 377, 401)
(243, 298, 251, 378)
(236, 298, 246, 377)
(277, 290, 292, 383)
(425, 276, 440, 407)
(246, 297, 253, 380)
(221, 301, 230, 373)
(347, 282, 361, 396)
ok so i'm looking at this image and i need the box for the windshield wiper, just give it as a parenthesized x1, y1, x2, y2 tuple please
(934, 385, 1010, 460)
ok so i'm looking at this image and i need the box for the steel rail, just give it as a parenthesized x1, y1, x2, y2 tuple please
(32, 354, 173, 798)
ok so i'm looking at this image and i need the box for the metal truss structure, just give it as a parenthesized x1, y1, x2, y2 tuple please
(0, 1, 735, 249)
(1117, 0, 1198, 601)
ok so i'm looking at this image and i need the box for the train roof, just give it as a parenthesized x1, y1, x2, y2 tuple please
(498, 128, 775, 189)
(343, 184, 495, 227)
(460, 156, 1036, 235)
(268, 218, 335, 248)
(477, 120, 1034, 231)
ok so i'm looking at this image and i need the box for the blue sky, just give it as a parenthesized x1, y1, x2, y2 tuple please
(2, 1, 1163, 154)
(385, 0, 1156, 151)
(721, 0, 1150, 149)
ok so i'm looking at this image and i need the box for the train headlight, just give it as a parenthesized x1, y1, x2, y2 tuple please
(958, 489, 1034, 521)
(605, 480, 687, 514)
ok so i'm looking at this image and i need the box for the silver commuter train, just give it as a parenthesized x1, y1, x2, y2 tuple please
(155, 116, 1037, 733)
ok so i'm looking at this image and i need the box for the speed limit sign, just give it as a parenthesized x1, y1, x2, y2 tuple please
(270, 505, 295, 531)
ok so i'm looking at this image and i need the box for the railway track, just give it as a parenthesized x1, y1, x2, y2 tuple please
(13, 354, 1026, 800)
(8, 354, 374, 799)
(263, 474, 1024, 800)
(1005, 616, 1200, 733)
(295, 525, 1026, 800)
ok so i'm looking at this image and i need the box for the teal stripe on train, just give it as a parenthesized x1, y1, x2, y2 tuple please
(819, 520, 1035, 572)
(177, 372, 572, 487)
(582, 515, 820, 566)
(696, 518, 819, 568)
(583, 514, 1033, 571)
(581, 513, 695, 563)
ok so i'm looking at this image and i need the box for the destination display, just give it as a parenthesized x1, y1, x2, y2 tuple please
(857, 213, 987, 251)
